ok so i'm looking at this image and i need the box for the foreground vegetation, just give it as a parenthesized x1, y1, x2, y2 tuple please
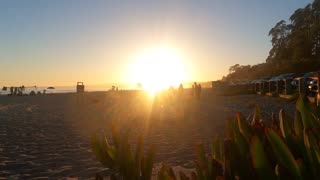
(92, 96, 320, 179)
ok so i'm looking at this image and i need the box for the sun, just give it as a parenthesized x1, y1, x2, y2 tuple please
(129, 46, 186, 94)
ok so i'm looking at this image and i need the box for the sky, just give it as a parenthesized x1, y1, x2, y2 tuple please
(0, 0, 313, 86)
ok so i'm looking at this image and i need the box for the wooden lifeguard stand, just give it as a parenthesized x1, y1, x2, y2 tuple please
(77, 82, 85, 93)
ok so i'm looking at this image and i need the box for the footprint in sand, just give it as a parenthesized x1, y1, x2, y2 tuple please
(0, 105, 9, 111)
(25, 105, 38, 112)
(0, 104, 19, 111)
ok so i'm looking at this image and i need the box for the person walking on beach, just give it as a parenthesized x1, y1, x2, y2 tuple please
(14, 87, 17, 96)
(194, 82, 198, 97)
(177, 83, 184, 100)
(197, 83, 202, 100)
(191, 82, 202, 100)
(191, 84, 195, 97)
(179, 84, 184, 94)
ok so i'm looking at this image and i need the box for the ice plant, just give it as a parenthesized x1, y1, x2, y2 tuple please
(92, 96, 320, 180)
(92, 126, 155, 180)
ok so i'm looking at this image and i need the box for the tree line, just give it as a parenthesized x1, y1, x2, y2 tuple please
(223, 0, 320, 82)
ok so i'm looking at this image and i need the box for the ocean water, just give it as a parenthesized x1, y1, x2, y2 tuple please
(0, 86, 132, 95)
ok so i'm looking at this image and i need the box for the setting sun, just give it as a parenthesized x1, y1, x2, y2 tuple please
(129, 46, 186, 93)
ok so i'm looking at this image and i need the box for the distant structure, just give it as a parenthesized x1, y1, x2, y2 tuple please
(211, 80, 227, 90)
(136, 83, 142, 89)
(77, 82, 85, 93)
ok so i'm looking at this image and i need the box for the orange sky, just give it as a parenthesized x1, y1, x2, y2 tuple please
(0, 0, 312, 87)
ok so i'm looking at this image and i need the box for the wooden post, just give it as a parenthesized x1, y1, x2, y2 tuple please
(298, 78, 303, 94)
(274, 81, 277, 93)
(268, 81, 271, 94)
(316, 76, 319, 107)
(286, 79, 293, 95)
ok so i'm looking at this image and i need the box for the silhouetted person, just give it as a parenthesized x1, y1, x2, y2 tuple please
(197, 84, 202, 100)
(191, 84, 195, 97)
(21, 85, 25, 95)
(17, 87, 21, 96)
(18, 86, 24, 96)
(192, 82, 202, 100)
(178, 84, 184, 94)
(14, 87, 17, 95)
(192, 82, 198, 98)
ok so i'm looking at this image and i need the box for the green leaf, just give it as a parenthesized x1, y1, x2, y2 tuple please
(91, 134, 115, 168)
(279, 110, 299, 156)
(226, 119, 234, 139)
(223, 139, 235, 180)
(296, 159, 312, 180)
(272, 112, 279, 130)
(231, 117, 249, 157)
(124, 143, 134, 178)
(111, 125, 121, 148)
(251, 105, 261, 126)
(294, 110, 303, 138)
(250, 136, 276, 180)
(134, 135, 144, 178)
(305, 129, 320, 160)
(236, 112, 252, 143)
(279, 109, 293, 139)
(309, 147, 320, 179)
(141, 145, 156, 180)
(103, 136, 116, 161)
(158, 164, 177, 180)
(194, 144, 206, 180)
(275, 163, 294, 180)
(195, 143, 207, 171)
(296, 96, 315, 129)
(209, 158, 223, 179)
(266, 128, 301, 179)
(211, 136, 223, 163)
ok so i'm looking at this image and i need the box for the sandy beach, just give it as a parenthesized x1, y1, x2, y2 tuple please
(0, 89, 296, 179)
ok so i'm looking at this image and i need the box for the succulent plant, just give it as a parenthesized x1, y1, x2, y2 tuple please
(92, 125, 155, 180)
(92, 96, 320, 180)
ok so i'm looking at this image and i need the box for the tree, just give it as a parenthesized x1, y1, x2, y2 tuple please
(289, 5, 313, 60)
(266, 20, 291, 64)
(228, 64, 240, 74)
(223, 0, 320, 82)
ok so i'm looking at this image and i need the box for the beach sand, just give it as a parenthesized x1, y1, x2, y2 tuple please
(0, 89, 295, 179)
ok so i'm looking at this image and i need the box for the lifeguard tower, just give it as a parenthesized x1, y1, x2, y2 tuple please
(77, 82, 85, 93)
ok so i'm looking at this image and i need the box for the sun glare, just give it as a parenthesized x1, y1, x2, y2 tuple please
(130, 46, 186, 94)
